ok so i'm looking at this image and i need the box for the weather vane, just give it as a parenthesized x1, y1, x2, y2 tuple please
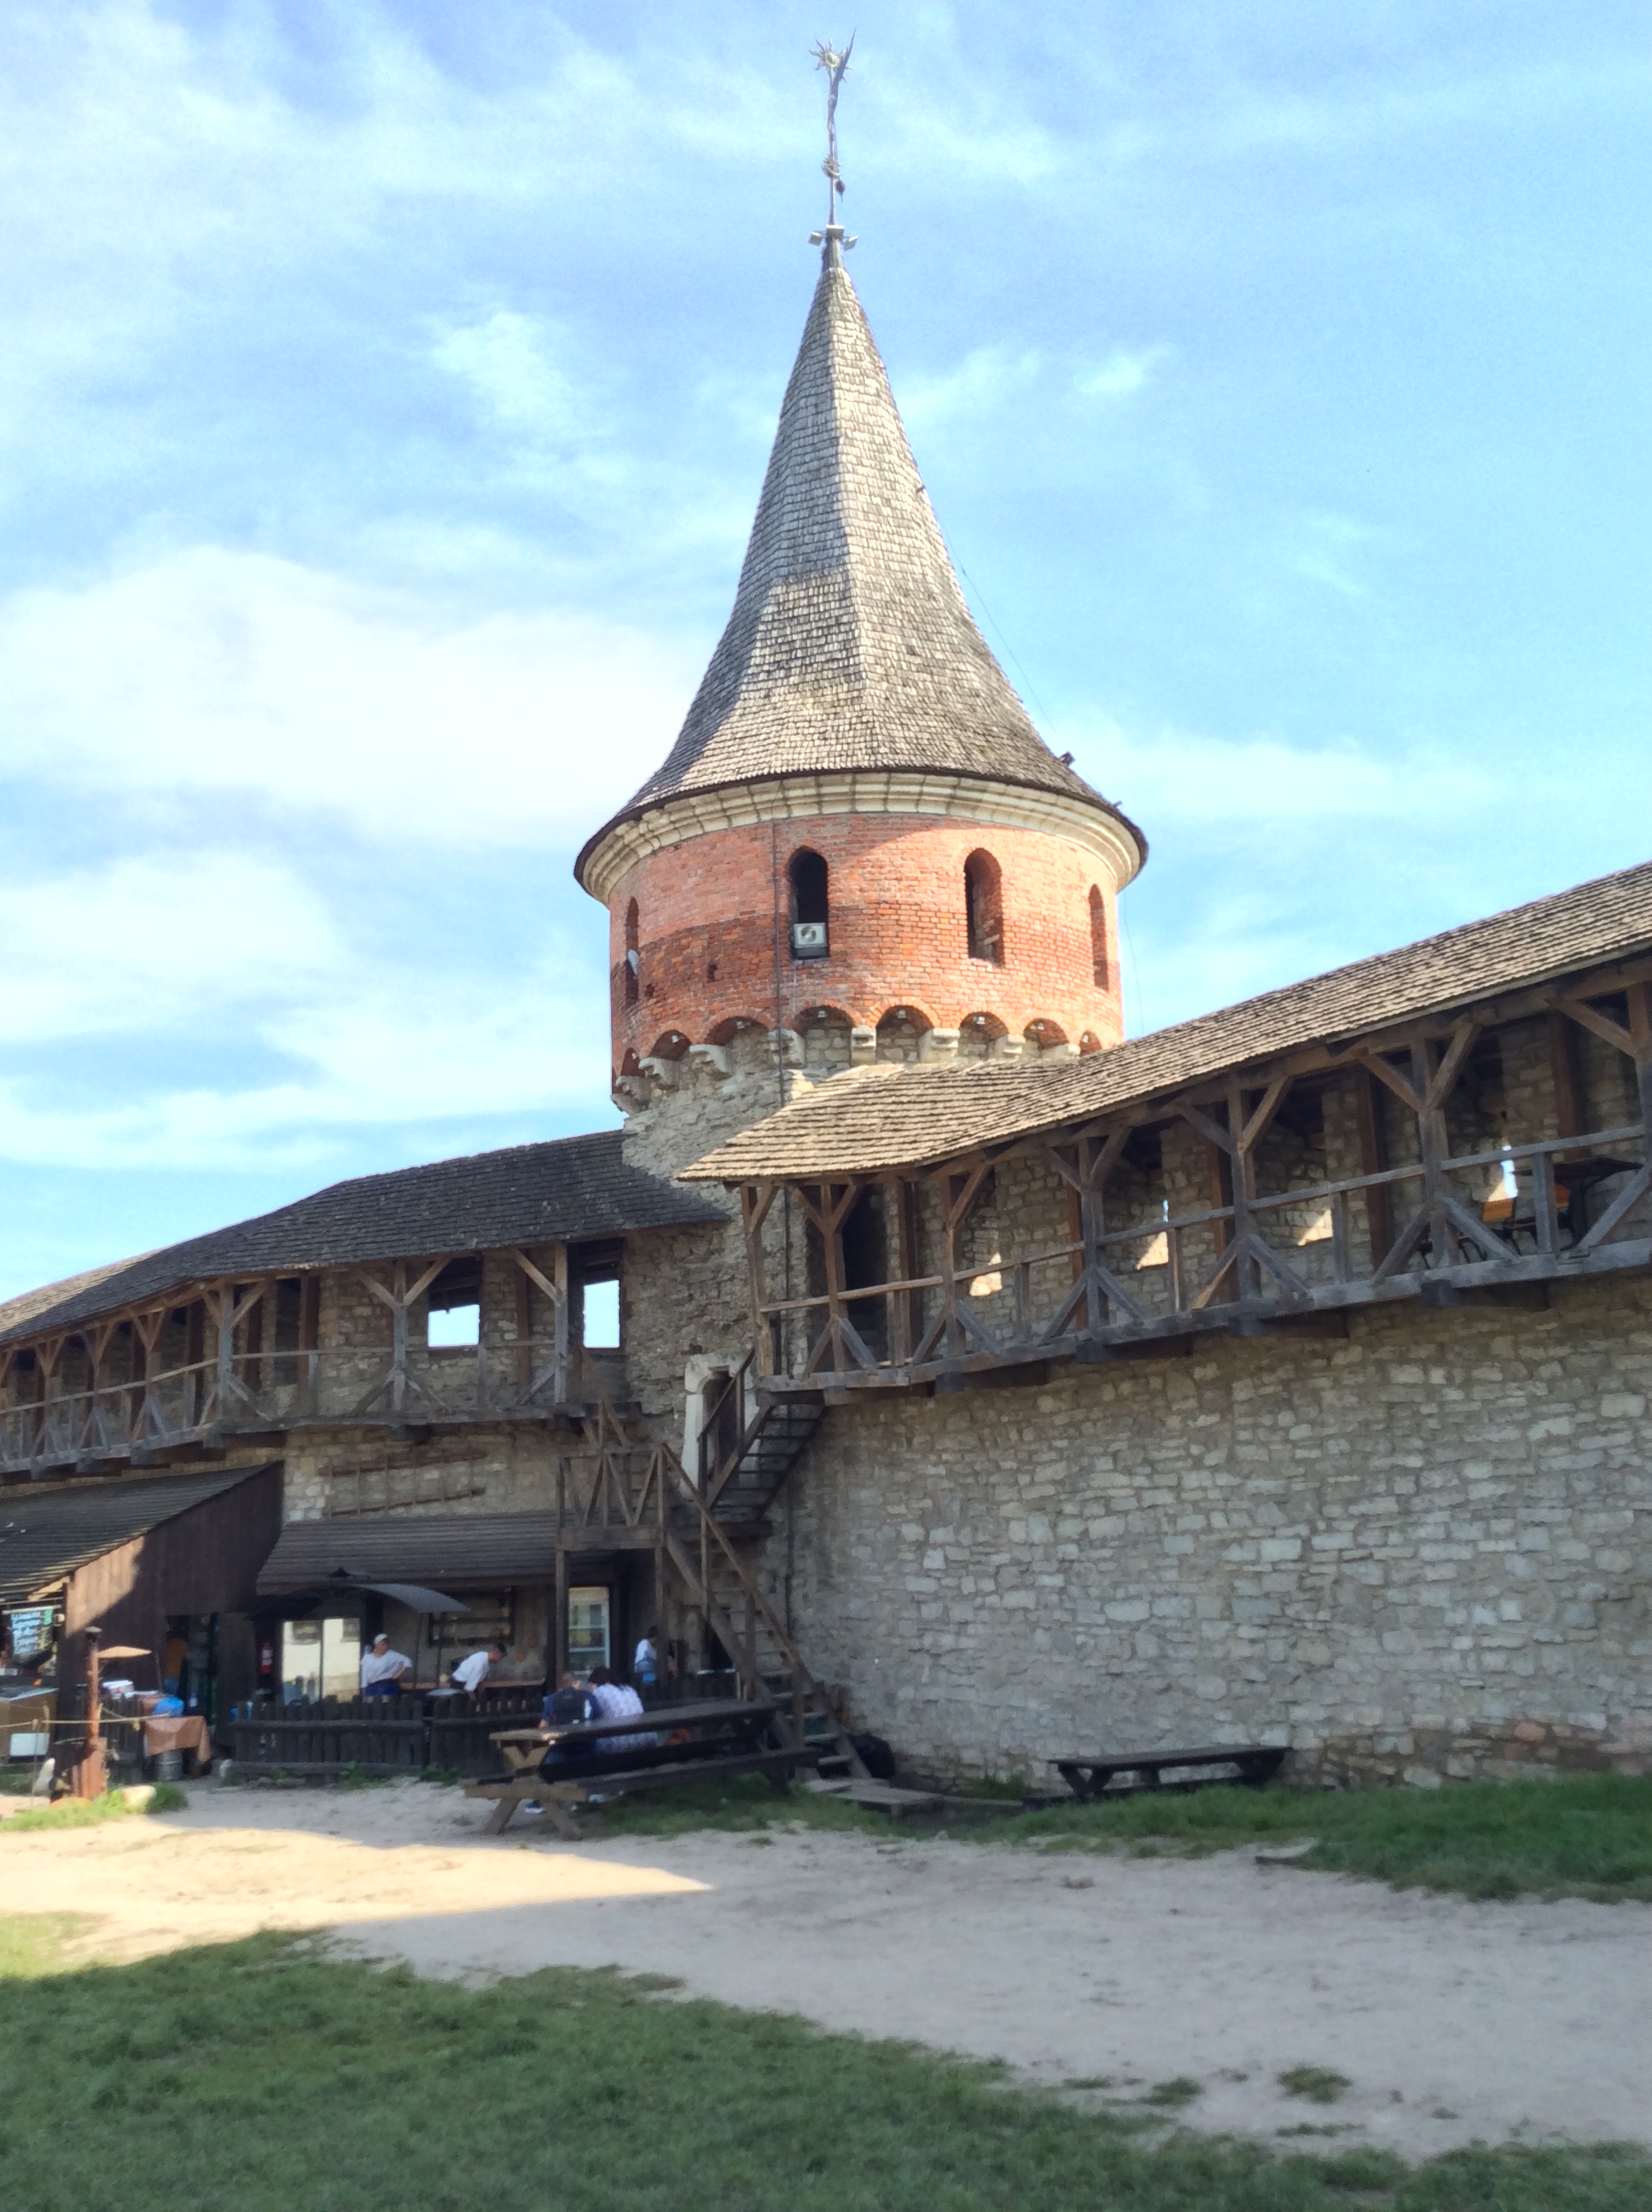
(809, 35, 858, 251)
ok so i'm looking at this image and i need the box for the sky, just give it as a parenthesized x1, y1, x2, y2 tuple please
(2, 1, 1649, 1300)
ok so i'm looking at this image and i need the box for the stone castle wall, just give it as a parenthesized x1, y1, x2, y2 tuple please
(608, 809, 1124, 1077)
(767, 1272, 1652, 1788)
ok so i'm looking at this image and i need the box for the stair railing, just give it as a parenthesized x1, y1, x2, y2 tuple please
(574, 1352, 858, 1766)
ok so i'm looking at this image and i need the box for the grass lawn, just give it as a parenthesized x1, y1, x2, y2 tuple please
(975, 1773, 1652, 1902)
(2, 1919, 1648, 2212)
(587, 1771, 1652, 1905)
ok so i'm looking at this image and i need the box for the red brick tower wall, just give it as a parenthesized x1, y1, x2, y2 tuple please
(609, 810, 1123, 1075)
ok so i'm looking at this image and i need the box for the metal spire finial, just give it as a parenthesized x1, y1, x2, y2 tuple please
(808, 35, 858, 253)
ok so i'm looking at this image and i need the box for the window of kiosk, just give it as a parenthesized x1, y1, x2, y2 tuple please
(567, 1588, 610, 1675)
(281, 1617, 362, 1702)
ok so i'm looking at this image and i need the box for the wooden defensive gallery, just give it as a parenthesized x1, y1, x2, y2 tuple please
(3, 215, 1649, 1788)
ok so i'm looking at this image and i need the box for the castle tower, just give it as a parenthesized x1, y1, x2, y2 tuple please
(576, 228, 1145, 1114)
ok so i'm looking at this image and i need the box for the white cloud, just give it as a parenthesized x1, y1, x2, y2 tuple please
(0, 546, 698, 847)
(1074, 346, 1168, 402)
(0, 932, 612, 1173)
(0, 854, 337, 1045)
(430, 310, 582, 444)
(1067, 721, 1498, 826)
(1277, 511, 1385, 606)
(899, 345, 1046, 431)
(903, 340, 1166, 434)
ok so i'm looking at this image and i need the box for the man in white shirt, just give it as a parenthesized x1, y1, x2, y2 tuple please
(450, 1642, 505, 1695)
(359, 1635, 411, 1697)
(632, 1625, 660, 1700)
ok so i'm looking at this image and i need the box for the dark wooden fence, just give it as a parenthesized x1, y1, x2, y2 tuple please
(230, 1693, 543, 1778)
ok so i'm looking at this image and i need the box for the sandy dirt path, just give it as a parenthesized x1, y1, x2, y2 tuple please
(4, 1778, 1646, 2161)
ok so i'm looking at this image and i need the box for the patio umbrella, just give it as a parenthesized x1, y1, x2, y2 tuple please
(356, 1582, 472, 1614)
(265, 1582, 472, 1620)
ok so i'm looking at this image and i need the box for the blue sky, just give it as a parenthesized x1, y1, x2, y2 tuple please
(3, 1, 1649, 1300)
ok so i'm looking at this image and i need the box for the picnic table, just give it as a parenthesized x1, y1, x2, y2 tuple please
(465, 1697, 817, 1837)
(1054, 1743, 1288, 1801)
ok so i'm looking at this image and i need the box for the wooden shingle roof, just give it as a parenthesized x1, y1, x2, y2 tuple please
(256, 1511, 563, 1593)
(1, 1131, 725, 1348)
(680, 857, 1652, 1182)
(0, 1464, 276, 1605)
(577, 239, 1136, 888)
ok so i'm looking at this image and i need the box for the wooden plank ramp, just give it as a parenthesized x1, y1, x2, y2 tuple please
(803, 1775, 941, 1815)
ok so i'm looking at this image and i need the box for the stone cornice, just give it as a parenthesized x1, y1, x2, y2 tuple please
(576, 771, 1148, 906)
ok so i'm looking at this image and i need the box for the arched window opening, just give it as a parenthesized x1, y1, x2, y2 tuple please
(623, 899, 640, 1007)
(788, 848, 829, 960)
(1089, 885, 1109, 991)
(965, 850, 1003, 964)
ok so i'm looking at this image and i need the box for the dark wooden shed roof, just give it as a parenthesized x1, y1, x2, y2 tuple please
(256, 1512, 563, 1593)
(1, 1129, 725, 1348)
(0, 1464, 277, 1606)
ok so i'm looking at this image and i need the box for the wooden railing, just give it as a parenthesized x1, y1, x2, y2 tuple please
(753, 1115, 1652, 1390)
(0, 1338, 625, 1481)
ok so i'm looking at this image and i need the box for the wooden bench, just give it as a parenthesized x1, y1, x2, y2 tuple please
(463, 1697, 818, 1837)
(1053, 1743, 1288, 1801)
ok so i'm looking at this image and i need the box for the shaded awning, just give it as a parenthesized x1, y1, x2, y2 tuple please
(0, 1465, 278, 1607)
(262, 1580, 474, 1621)
(256, 1511, 562, 1595)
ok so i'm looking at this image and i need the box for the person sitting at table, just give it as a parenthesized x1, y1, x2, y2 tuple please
(536, 1671, 592, 1771)
(359, 1634, 412, 1697)
(587, 1665, 656, 1753)
(449, 1642, 506, 1695)
(541, 1670, 591, 1728)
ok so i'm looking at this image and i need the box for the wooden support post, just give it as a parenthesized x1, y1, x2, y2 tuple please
(74, 1626, 107, 1802)
(1225, 1088, 1254, 1307)
(551, 1243, 570, 1404)
(213, 1281, 236, 1422)
(554, 1540, 569, 1682)
(514, 1265, 532, 1400)
(1548, 1010, 1584, 1159)
(184, 1301, 206, 1429)
(820, 1180, 852, 1371)
(1353, 1067, 1393, 1269)
(390, 1262, 409, 1415)
(299, 1276, 321, 1416)
(892, 1176, 920, 1365)
(742, 1185, 777, 1377)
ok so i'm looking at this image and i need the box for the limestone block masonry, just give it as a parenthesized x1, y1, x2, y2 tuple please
(770, 1274, 1652, 1788)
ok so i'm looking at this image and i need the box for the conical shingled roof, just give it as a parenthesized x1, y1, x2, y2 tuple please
(578, 238, 1119, 883)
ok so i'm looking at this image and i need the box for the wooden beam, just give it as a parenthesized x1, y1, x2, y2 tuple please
(1561, 994, 1637, 1059)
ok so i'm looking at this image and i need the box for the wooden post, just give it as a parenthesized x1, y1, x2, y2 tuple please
(741, 1186, 776, 1377)
(1078, 1140, 1106, 1334)
(213, 1281, 236, 1422)
(1353, 1067, 1393, 1269)
(184, 1301, 206, 1429)
(554, 1540, 569, 1682)
(1548, 1010, 1584, 1159)
(820, 1180, 852, 1371)
(300, 1276, 321, 1416)
(514, 1265, 532, 1402)
(550, 1243, 570, 1405)
(390, 1261, 409, 1415)
(74, 1625, 107, 1802)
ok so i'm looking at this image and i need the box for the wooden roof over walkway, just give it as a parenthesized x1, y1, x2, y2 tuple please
(680, 856, 1652, 1183)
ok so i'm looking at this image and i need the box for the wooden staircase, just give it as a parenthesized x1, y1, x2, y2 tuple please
(697, 1353, 825, 1537)
(573, 1354, 866, 1779)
